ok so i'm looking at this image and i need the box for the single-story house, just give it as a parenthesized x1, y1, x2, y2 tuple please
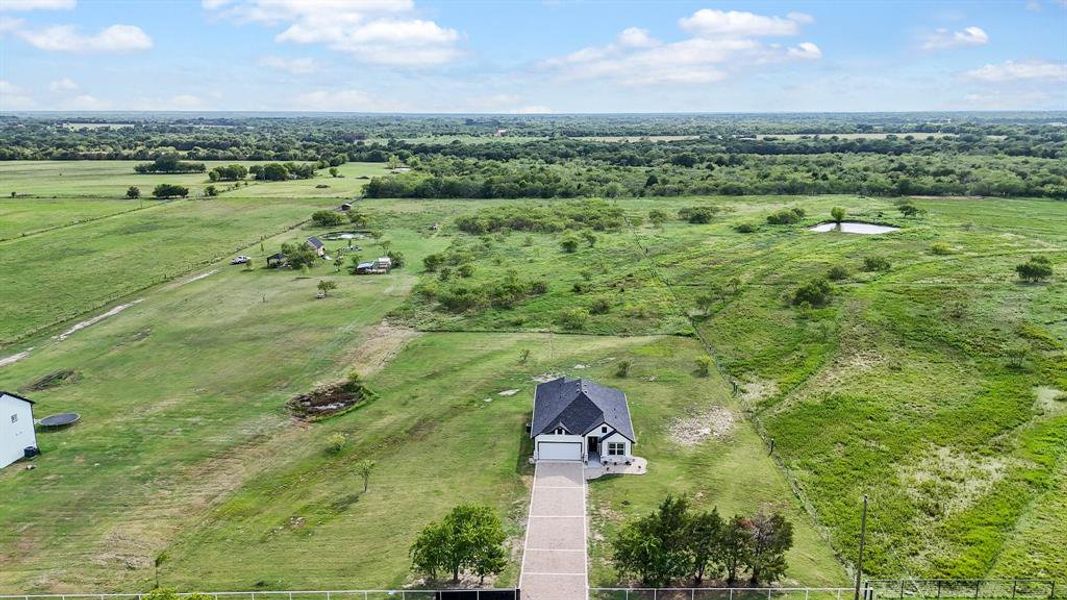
(266, 252, 286, 268)
(529, 378, 635, 462)
(306, 237, 326, 257)
(1, 391, 38, 469)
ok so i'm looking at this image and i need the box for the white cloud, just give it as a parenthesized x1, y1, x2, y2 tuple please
(788, 41, 822, 60)
(205, 0, 462, 67)
(0, 80, 35, 109)
(963, 59, 1067, 82)
(17, 23, 152, 52)
(616, 27, 658, 48)
(543, 8, 820, 86)
(679, 9, 812, 37)
(0, 16, 24, 33)
(293, 88, 407, 112)
(920, 26, 989, 51)
(258, 55, 319, 74)
(63, 94, 110, 110)
(0, 0, 75, 11)
(510, 105, 553, 114)
(48, 77, 79, 91)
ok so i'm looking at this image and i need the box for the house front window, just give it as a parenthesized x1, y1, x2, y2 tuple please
(607, 442, 625, 456)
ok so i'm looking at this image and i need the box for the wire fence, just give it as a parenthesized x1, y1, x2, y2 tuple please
(589, 588, 855, 600)
(0, 591, 519, 600)
(866, 580, 1058, 600)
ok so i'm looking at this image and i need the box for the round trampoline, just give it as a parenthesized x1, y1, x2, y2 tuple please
(37, 412, 81, 428)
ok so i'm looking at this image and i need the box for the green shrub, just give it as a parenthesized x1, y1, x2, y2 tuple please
(930, 242, 953, 255)
(325, 433, 347, 455)
(766, 207, 806, 225)
(792, 278, 833, 307)
(678, 205, 721, 224)
(589, 296, 612, 315)
(311, 210, 345, 227)
(826, 265, 850, 281)
(863, 256, 892, 272)
(695, 356, 713, 377)
(1016, 256, 1053, 282)
(733, 222, 758, 233)
(557, 308, 588, 330)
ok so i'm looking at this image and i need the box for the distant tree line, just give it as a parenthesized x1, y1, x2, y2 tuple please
(133, 153, 204, 174)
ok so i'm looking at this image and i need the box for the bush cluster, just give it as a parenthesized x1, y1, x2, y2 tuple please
(612, 495, 794, 587)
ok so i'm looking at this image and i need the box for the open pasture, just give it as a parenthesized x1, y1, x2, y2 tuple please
(0, 187, 1064, 592)
(0, 196, 144, 240)
(0, 196, 332, 344)
(0, 161, 389, 199)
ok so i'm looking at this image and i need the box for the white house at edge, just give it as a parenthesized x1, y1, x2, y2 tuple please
(1, 391, 38, 469)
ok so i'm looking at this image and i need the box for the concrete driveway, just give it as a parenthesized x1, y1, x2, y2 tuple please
(520, 461, 587, 600)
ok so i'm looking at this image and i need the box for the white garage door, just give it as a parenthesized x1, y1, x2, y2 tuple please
(538, 441, 582, 461)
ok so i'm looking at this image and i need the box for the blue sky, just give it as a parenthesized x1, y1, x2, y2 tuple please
(1, 0, 1065, 113)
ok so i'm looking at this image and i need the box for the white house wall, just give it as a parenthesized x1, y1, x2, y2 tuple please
(598, 430, 632, 458)
(1, 394, 37, 469)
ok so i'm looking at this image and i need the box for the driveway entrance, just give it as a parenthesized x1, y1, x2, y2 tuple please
(519, 461, 587, 600)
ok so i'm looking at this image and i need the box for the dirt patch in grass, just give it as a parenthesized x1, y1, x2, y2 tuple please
(0, 348, 32, 368)
(344, 320, 420, 377)
(738, 378, 779, 408)
(21, 369, 81, 392)
(899, 446, 1014, 520)
(1034, 386, 1067, 415)
(287, 376, 376, 420)
(54, 299, 143, 342)
(670, 405, 736, 446)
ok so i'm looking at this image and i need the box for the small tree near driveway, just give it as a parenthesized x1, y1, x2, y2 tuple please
(317, 280, 337, 297)
(410, 504, 508, 584)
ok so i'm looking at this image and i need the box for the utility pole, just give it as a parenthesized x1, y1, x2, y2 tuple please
(854, 494, 869, 600)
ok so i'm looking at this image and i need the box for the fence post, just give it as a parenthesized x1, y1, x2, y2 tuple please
(938, 582, 942, 600)
(1013, 581, 1017, 600)
(806, 589, 810, 600)
(900, 582, 905, 600)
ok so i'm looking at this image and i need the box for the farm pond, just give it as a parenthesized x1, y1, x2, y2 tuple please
(809, 221, 900, 234)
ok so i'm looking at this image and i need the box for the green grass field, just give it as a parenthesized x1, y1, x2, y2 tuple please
(0, 167, 1064, 592)
(0, 161, 389, 198)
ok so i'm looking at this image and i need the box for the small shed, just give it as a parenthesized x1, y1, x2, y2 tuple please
(1, 391, 38, 469)
(266, 253, 286, 268)
(306, 237, 326, 257)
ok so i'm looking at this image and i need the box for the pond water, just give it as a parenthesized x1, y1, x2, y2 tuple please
(809, 221, 900, 235)
(322, 231, 367, 240)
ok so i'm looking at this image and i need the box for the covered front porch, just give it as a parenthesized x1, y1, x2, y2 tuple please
(584, 449, 647, 480)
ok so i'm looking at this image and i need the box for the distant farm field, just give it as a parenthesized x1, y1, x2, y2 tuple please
(0, 161, 389, 198)
(0, 196, 143, 240)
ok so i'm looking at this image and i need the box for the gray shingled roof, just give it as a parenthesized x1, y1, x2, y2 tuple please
(306, 236, 325, 249)
(530, 378, 634, 441)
